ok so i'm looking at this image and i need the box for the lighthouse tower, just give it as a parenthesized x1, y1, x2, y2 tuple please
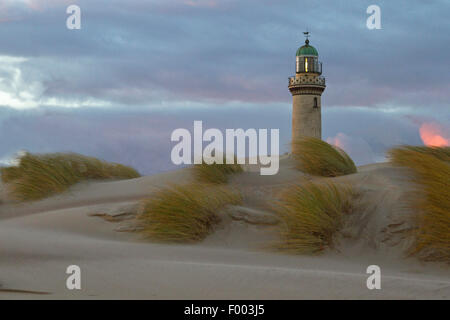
(288, 33, 326, 148)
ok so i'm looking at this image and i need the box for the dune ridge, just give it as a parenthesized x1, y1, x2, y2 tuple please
(0, 158, 449, 299)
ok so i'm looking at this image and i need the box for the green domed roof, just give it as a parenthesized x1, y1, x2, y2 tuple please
(296, 40, 318, 56)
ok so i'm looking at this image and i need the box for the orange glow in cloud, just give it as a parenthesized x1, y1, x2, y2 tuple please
(419, 122, 449, 147)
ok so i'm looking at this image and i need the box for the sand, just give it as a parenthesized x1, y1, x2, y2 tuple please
(0, 159, 449, 299)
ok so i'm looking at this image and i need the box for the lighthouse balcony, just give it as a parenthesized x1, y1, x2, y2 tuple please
(288, 75, 326, 87)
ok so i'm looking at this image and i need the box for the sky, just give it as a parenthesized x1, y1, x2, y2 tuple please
(0, 0, 449, 174)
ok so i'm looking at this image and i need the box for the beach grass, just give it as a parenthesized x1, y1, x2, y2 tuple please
(192, 155, 243, 184)
(389, 145, 450, 163)
(275, 181, 355, 254)
(138, 183, 242, 242)
(388, 146, 450, 262)
(0, 152, 140, 201)
(292, 137, 357, 177)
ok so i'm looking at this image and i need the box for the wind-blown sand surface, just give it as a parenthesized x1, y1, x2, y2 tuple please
(0, 158, 449, 299)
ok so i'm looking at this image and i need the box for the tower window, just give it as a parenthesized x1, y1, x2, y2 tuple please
(313, 97, 318, 108)
(305, 57, 308, 72)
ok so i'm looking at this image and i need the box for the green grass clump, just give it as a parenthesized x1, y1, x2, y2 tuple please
(275, 182, 355, 254)
(388, 146, 450, 262)
(138, 183, 242, 242)
(0, 152, 140, 201)
(192, 155, 243, 184)
(292, 137, 357, 177)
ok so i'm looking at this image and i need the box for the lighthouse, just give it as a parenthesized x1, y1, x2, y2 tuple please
(288, 33, 326, 149)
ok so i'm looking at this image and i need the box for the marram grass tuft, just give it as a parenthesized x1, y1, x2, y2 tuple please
(192, 154, 243, 184)
(292, 137, 357, 177)
(138, 183, 242, 243)
(0, 152, 140, 201)
(388, 145, 450, 163)
(388, 146, 450, 263)
(275, 181, 356, 254)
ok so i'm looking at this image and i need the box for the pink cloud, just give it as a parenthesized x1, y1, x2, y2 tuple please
(419, 122, 449, 147)
(327, 132, 346, 150)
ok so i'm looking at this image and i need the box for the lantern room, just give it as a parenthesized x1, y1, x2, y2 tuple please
(295, 39, 322, 74)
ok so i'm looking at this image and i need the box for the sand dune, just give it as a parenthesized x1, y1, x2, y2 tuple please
(0, 159, 449, 299)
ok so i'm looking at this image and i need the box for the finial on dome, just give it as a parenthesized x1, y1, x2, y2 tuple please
(303, 31, 310, 45)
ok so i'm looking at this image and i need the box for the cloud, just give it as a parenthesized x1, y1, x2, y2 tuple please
(326, 132, 377, 165)
(0, 56, 42, 109)
(419, 122, 449, 147)
(3, 0, 74, 11)
(0, 0, 76, 23)
(184, 0, 218, 8)
(0, 55, 113, 110)
(323, 106, 431, 164)
(0, 0, 449, 110)
(0, 0, 449, 174)
(0, 104, 442, 174)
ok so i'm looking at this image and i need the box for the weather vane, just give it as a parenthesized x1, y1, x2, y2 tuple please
(303, 31, 310, 40)
(303, 30, 310, 44)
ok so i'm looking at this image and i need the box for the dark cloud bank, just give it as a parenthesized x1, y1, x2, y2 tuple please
(0, 105, 423, 174)
(0, 0, 449, 174)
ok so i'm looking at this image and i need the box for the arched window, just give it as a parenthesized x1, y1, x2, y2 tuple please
(313, 97, 318, 108)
